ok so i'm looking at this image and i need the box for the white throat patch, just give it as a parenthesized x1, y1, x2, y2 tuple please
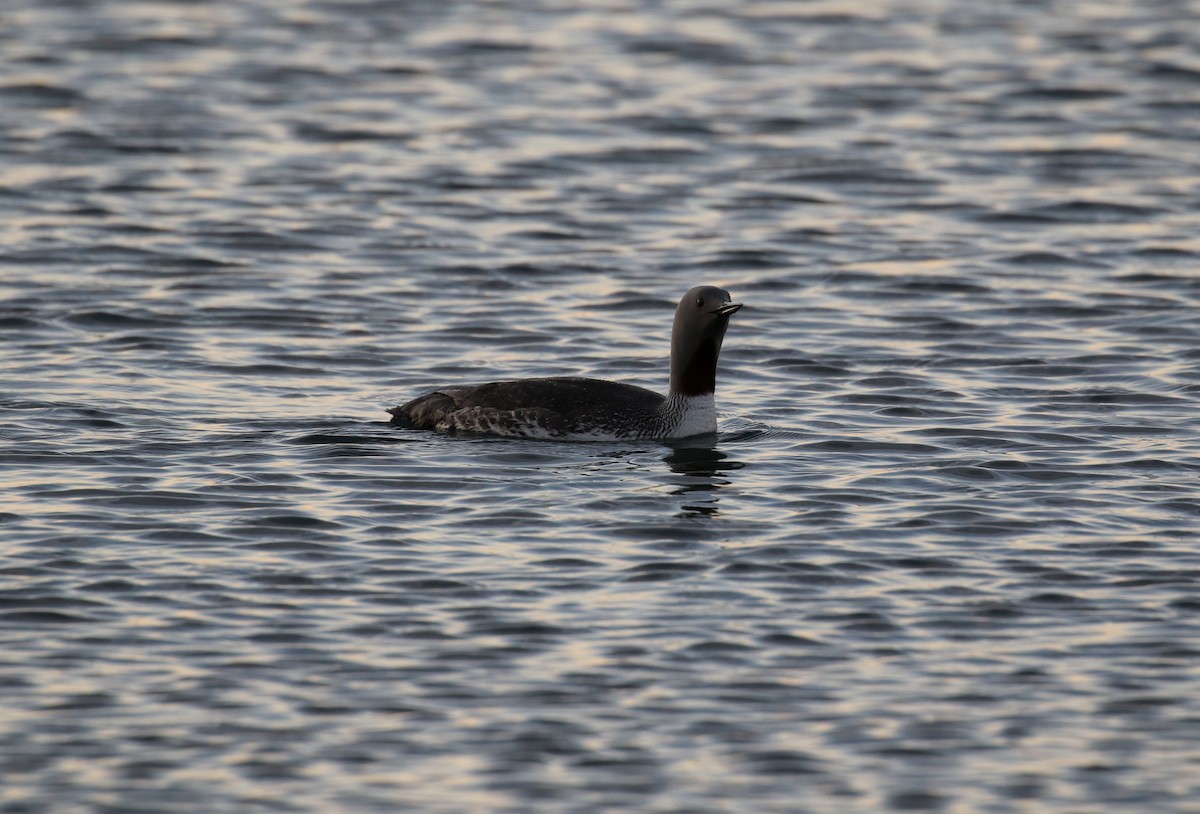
(665, 393, 717, 439)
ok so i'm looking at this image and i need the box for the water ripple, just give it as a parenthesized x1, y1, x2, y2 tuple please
(2, 1, 1200, 812)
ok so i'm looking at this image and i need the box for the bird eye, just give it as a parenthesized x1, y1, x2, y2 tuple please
(695, 297, 704, 308)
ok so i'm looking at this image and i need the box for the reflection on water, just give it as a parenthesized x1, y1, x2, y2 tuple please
(664, 442, 744, 517)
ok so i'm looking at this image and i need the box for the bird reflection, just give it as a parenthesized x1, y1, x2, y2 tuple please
(663, 438, 744, 517)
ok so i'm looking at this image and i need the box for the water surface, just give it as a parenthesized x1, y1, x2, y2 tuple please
(3, 1, 1200, 812)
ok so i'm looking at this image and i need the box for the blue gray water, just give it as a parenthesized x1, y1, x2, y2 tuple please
(3, 1, 1200, 812)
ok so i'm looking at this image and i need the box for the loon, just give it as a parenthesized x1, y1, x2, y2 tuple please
(388, 285, 742, 440)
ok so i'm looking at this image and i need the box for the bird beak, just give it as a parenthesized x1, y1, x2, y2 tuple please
(711, 301, 742, 317)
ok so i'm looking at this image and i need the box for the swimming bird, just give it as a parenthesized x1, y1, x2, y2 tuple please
(388, 285, 742, 440)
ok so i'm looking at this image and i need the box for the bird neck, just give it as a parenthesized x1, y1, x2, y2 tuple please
(670, 335, 722, 397)
(658, 391, 718, 437)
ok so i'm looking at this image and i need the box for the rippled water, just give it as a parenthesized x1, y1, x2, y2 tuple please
(4, 1, 1200, 812)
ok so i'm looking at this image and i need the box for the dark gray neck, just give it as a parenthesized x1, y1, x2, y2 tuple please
(670, 336, 720, 396)
(669, 312, 730, 397)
